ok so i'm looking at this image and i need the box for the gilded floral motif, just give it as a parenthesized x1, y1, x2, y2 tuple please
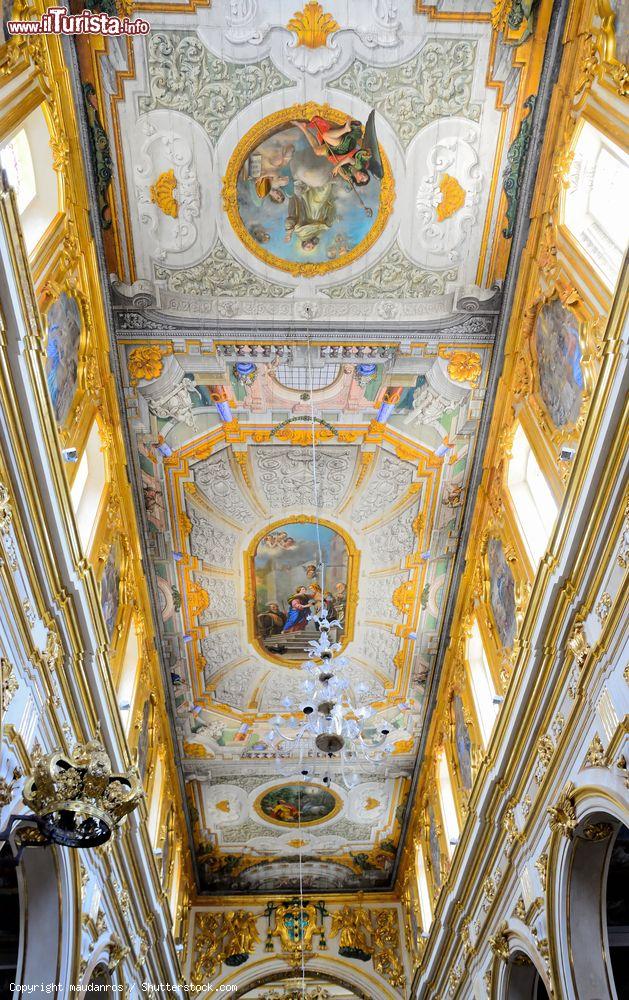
(445, 350, 482, 386)
(287, 2, 339, 48)
(128, 345, 164, 385)
(547, 782, 578, 839)
(188, 581, 210, 619)
(436, 174, 466, 222)
(150, 169, 178, 218)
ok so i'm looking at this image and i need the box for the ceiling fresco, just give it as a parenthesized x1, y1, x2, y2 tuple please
(76, 0, 529, 328)
(114, 328, 497, 892)
(74, 0, 539, 893)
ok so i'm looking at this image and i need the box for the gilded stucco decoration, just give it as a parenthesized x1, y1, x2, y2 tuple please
(287, 3, 340, 48)
(1, 656, 18, 713)
(435, 174, 466, 222)
(491, 0, 540, 43)
(150, 169, 179, 218)
(547, 782, 578, 839)
(128, 345, 165, 385)
(443, 350, 482, 386)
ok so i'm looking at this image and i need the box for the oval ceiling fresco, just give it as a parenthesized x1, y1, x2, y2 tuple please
(222, 104, 394, 276)
(246, 516, 357, 663)
(254, 782, 341, 827)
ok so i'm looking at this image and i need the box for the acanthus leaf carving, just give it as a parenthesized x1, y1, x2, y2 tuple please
(547, 782, 578, 839)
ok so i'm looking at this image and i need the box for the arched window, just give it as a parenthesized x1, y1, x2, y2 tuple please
(117, 623, 140, 734)
(0, 129, 35, 212)
(563, 121, 629, 289)
(0, 107, 59, 252)
(415, 844, 433, 932)
(148, 756, 164, 846)
(70, 419, 107, 551)
(507, 423, 558, 567)
(467, 619, 498, 746)
(437, 749, 460, 855)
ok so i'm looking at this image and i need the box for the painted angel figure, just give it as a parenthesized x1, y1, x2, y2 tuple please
(293, 111, 384, 212)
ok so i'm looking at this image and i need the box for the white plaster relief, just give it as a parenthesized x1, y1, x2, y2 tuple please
(194, 449, 257, 525)
(365, 501, 420, 566)
(211, 661, 258, 710)
(187, 504, 237, 569)
(196, 575, 239, 623)
(350, 450, 415, 524)
(250, 445, 357, 512)
(200, 630, 244, 682)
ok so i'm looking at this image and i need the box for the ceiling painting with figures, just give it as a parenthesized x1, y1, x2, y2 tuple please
(249, 518, 355, 663)
(74, 0, 547, 895)
(223, 105, 393, 275)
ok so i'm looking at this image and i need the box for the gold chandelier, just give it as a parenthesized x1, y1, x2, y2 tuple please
(0, 737, 143, 858)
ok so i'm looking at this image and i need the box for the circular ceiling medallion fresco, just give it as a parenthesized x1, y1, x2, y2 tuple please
(254, 782, 342, 827)
(222, 103, 395, 276)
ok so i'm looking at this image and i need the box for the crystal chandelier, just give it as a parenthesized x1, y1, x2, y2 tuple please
(264, 604, 395, 790)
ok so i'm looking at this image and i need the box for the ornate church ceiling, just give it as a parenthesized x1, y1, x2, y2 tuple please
(74, 0, 539, 893)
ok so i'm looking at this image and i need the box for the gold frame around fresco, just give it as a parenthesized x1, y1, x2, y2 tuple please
(244, 514, 359, 668)
(221, 102, 395, 277)
(253, 781, 343, 828)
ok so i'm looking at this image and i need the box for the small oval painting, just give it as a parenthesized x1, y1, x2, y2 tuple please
(256, 782, 340, 827)
(223, 104, 393, 276)
(45, 292, 82, 426)
(535, 298, 584, 428)
(487, 536, 517, 649)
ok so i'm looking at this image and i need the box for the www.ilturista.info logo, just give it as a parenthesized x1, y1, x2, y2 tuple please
(5, 6, 150, 34)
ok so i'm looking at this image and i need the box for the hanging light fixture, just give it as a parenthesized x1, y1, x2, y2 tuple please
(264, 603, 396, 790)
(0, 736, 143, 862)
